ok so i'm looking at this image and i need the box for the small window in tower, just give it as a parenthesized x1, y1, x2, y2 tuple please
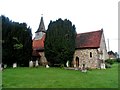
(90, 52, 92, 58)
(37, 33, 39, 35)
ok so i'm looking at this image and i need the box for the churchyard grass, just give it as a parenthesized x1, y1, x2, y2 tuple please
(0, 70, 2, 89)
(2, 63, 118, 88)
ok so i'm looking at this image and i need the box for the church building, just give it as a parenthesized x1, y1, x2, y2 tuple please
(32, 16, 108, 69)
(72, 29, 108, 69)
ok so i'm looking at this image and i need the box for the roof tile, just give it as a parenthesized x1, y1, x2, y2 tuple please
(76, 30, 103, 49)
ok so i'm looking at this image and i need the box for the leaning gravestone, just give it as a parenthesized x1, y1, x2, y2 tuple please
(29, 61, 33, 67)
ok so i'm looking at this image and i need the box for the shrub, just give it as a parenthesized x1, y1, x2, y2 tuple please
(105, 63, 112, 68)
(86, 67, 92, 71)
(105, 59, 115, 65)
(116, 58, 120, 63)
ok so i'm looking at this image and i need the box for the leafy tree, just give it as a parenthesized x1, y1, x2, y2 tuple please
(45, 18, 76, 66)
(2, 15, 32, 67)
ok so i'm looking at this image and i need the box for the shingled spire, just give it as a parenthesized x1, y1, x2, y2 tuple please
(34, 15, 46, 40)
(35, 15, 46, 33)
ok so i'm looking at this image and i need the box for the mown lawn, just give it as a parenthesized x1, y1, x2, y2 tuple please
(2, 63, 118, 88)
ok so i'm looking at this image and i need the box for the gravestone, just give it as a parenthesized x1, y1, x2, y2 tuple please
(13, 63, 17, 68)
(66, 61, 69, 67)
(4, 64, 7, 68)
(81, 69, 87, 72)
(100, 63, 106, 69)
(81, 64, 87, 72)
(74, 64, 76, 67)
(35, 60, 39, 67)
(46, 65, 49, 68)
(29, 61, 33, 67)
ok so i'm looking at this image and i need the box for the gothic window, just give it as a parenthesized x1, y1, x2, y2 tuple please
(90, 52, 92, 58)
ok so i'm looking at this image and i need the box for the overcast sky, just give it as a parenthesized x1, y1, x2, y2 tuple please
(0, 0, 119, 53)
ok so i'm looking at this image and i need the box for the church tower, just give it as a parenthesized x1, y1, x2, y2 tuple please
(35, 16, 46, 40)
(32, 15, 47, 66)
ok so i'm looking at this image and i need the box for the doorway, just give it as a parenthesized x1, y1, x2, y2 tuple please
(76, 56, 79, 67)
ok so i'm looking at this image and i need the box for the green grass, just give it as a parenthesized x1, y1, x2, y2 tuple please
(0, 70, 2, 90)
(2, 63, 118, 88)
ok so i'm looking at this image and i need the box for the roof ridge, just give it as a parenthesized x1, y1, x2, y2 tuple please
(76, 29, 103, 49)
(77, 29, 103, 35)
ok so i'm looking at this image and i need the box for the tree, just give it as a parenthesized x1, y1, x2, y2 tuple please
(44, 18, 76, 66)
(2, 15, 32, 67)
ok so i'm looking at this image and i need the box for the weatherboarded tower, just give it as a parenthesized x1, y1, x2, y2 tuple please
(32, 16, 47, 66)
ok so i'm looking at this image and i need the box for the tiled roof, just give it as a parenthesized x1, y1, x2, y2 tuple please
(32, 34, 45, 50)
(32, 30, 103, 52)
(75, 30, 103, 49)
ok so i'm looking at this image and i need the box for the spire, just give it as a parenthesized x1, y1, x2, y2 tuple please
(101, 28, 103, 31)
(35, 15, 46, 33)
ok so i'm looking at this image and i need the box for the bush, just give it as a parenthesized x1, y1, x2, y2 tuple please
(116, 58, 120, 63)
(86, 67, 92, 71)
(105, 59, 115, 65)
(105, 63, 112, 68)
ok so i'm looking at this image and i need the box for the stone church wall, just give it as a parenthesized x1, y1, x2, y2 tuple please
(73, 49, 99, 69)
(39, 52, 48, 66)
